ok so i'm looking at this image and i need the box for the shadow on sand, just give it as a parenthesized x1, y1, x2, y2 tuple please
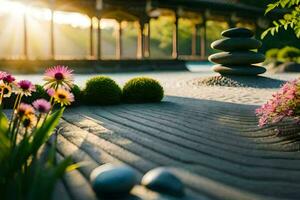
(224, 75, 286, 89)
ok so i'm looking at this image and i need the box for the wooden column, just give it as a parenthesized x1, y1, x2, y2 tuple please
(172, 14, 179, 59)
(200, 19, 207, 59)
(50, 9, 55, 59)
(191, 24, 197, 56)
(23, 12, 28, 59)
(89, 17, 94, 58)
(116, 21, 122, 60)
(97, 18, 101, 60)
(137, 21, 144, 59)
(145, 21, 151, 58)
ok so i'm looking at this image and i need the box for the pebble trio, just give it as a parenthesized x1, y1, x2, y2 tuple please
(209, 27, 266, 76)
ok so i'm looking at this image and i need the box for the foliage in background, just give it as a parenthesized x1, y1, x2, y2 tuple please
(0, 66, 77, 200)
(239, 0, 270, 7)
(277, 46, 300, 62)
(262, 0, 300, 38)
(266, 48, 280, 61)
(265, 46, 300, 63)
(122, 77, 164, 103)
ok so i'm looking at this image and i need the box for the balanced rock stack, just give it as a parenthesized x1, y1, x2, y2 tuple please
(209, 27, 266, 76)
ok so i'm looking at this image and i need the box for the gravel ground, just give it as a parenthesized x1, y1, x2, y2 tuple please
(15, 71, 300, 105)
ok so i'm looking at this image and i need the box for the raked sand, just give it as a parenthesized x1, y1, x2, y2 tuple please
(20, 71, 300, 200)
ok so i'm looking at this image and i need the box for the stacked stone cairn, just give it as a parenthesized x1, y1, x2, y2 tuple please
(209, 27, 266, 76)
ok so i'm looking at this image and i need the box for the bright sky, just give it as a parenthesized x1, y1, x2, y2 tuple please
(0, 0, 115, 29)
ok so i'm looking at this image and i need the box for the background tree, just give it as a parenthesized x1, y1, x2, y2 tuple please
(262, 0, 300, 38)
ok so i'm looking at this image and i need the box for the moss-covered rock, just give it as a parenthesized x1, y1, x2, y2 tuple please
(70, 84, 83, 107)
(83, 76, 122, 105)
(122, 77, 164, 103)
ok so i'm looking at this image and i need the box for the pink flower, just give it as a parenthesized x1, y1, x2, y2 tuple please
(33, 99, 51, 114)
(0, 71, 7, 80)
(17, 103, 35, 118)
(47, 88, 55, 97)
(256, 78, 300, 128)
(17, 80, 36, 96)
(3, 74, 15, 84)
(44, 65, 74, 90)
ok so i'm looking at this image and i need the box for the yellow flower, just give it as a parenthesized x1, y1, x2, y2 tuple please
(53, 88, 74, 106)
(17, 103, 35, 118)
(22, 114, 37, 129)
(0, 82, 12, 98)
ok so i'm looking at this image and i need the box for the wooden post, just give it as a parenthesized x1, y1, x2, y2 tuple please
(137, 21, 144, 59)
(172, 14, 179, 59)
(141, 23, 145, 59)
(116, 21, 122, 60)
(50, 9, 55, 59)
(97, 18, 101, 60)
(145, 21, 151, 58)
(191, 24, 197, 56)
(90, 17, 94, 58)
(23, 12, 28, 59)
(200, 19, 207, 59)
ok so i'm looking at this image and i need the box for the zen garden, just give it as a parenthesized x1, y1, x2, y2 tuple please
(1, 0, 300, 199)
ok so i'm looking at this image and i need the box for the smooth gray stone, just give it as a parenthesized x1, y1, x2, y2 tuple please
(222, 27, 254, 38)
(212, 65, 266, 75)
(141, 167, 185, 197)
(211, 38, 262, 51)
(90, 164, 138, 197)
(208, 51, 265, 65)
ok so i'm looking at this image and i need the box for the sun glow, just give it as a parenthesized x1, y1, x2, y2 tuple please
(0, 0, 114, 29)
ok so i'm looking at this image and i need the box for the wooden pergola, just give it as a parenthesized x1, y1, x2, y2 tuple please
(16, 0, 271, 61)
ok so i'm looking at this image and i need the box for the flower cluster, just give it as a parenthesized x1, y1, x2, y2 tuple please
(0, 66, 75, 132)
(256, 78, 300, 127)
(0, 66, 76, 200)
(44, 65, 74, 106)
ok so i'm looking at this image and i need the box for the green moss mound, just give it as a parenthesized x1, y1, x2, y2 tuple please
(266, 48, 279, 61)
(122, 77, 164, 103)
(83, 76, 122, 105)
(277, 46, 300, 62)
(70, 84, 83, 107)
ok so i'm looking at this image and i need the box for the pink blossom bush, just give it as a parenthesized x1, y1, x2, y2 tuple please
(256, 78, 300, 127)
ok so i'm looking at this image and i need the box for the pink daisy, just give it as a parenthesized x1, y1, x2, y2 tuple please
(16, 80, 36, 96)
(47, 88, 55, 97)
(33, 99, 51, 114)
(44, 65, 74, 90)
(3, 74, 15, 84)
(17, 103, 35, 118)
(0, 71, 7, 80)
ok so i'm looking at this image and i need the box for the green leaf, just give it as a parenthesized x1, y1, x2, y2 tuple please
(0, 110, 9, 134)
(279, 19, 286, 25)
(66, 161, 87, 172)
(265, 4, 277, 14)
(30, 108, 65, 156)
(284, 23, 289, 30)
(273, 21, 279, 26)
(53, 156, 72, 178)
(261, 29, 270, 39)
(271, 27, 276, 35)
